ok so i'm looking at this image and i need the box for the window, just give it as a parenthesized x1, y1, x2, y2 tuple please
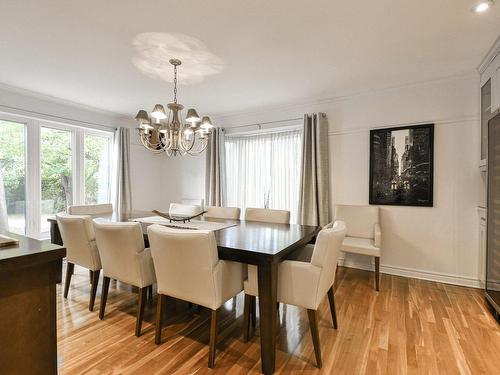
(84, 133, 112, 205)
(40, 126, 73, 233)
(0, 120, 26, 234)
(225, 128, 302, 223)
(0, 114, 114, 238)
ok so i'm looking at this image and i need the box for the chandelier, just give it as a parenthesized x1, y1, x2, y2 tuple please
(134, 59, 214, 156)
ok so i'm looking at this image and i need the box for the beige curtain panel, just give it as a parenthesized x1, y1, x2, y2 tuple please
(298, 113, 330, 226)
(115, 127, 132, 219)
(205, 127, 226, 207)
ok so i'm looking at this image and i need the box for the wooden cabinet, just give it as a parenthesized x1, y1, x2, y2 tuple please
(478, 36, 500, 168)
(0, 231, 65, 375)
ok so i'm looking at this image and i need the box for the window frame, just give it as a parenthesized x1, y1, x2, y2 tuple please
(0, 111, 115, 239)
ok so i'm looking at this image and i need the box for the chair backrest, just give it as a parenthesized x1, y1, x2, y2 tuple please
(181, 198, 204, 211)
(205, 206, 241, 220)
(56, 213, 101, 270)
(334, 204, 379, 239)
(244, 208, 290, 224)
(93, 221, 146, 286)
(311, 221, 346, 301)
(147, 224, 220, 309)
(169, 203, 202, 217)
(68, 203, 113, 216)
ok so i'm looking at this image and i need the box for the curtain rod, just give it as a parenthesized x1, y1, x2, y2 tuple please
(226, 116, 303, 130)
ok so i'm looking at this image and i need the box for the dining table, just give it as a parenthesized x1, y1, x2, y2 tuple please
(48, 210, 320, 375)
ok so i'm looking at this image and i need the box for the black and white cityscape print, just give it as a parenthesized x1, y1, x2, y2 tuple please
(369, 124, 434, 207)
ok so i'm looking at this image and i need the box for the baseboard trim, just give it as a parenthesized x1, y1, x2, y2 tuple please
(337, 257, 482, 289)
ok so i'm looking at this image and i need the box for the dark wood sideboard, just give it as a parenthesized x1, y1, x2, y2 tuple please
(0, 231, 65, 375)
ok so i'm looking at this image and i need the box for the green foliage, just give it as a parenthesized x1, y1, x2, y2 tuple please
(40, 127, 72, 213)
(0, 121, 111, 214)
(0, 121, 25, 211)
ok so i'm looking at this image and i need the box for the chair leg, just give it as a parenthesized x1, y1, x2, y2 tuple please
(208, 309, 219, 368)
(89, 270, 93, 284)
(307, 309, 322, 368)
(135, 287, 147, 337)
(375, 257, 380, 291)
(64, 262, 74, 298)
(155, 294, 165, 345)
(250, 295, 256, 329)
(327, 286, 338, 329)
(99, 277, 111, 320)
(147, 285, 153, 301)
(89, 269, 100, 312)
(243, 294, 252, 342)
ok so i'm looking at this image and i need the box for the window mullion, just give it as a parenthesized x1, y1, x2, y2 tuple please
(74, 129, 84, 205)
(26, 119, 40, 238)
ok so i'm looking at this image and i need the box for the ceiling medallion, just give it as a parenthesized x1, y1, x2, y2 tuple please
(135, 59, 214, 156)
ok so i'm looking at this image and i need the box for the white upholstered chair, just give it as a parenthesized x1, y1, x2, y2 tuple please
(244, 207, 290, 224)
(334, 204, 382, 290)
(169, 203, 202, 217)
(181, 198, 204, 211)
(93, 221, 156, 337)
(204, 206, 241, 220)
(68, 203, 113, 216)
(243, 221, 346, 368)
(56, 213, 102, 311)
(147, 224, 244, 368)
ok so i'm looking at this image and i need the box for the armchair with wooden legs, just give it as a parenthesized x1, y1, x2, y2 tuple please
(243, 221, 346, 368)
(93, 221, 156, 337)
(147, 224, 244, 369)
(56, 213, 102, 311)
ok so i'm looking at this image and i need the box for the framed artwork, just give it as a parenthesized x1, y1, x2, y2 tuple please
(369, 123, 434, 207)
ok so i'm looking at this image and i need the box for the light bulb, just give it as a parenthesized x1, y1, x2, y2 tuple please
(473, 1, 494, 12)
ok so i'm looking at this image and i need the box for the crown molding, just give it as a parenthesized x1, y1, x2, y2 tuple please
(0, 82, 130, 121)
(477, 33, 500, 74)
(211, 72, 478, 122)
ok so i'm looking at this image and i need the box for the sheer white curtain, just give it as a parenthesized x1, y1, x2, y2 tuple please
(225, 129, 302, 223)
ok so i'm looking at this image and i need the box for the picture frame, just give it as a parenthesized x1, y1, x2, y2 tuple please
(369, 123, 434, 207)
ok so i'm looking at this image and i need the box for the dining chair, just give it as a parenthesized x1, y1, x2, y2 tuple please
(93, 221, 156, 337)
(169, 203, 202, 217)
(181, 198, 205, 211)
(204, 206, 241, 220)
(68, 203, 113, 216)
(147, 224, 244, 368)
(243, 221, 346, 368)
(56, 213, 102, 311)
(334, 204, 382, 290)
(244, 207, 291, 224)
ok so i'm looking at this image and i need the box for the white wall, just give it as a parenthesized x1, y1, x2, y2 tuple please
(212, 74, 480, 287)
(0, 84, 164, 213)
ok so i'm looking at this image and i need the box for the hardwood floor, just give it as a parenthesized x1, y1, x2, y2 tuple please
(57, 264, 500, 374)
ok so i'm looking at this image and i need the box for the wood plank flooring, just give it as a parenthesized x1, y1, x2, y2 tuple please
(57, 265, 500, 374)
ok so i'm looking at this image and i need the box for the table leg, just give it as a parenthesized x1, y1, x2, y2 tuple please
(49, 221, 63, 284)
(257, 261, 278, 375)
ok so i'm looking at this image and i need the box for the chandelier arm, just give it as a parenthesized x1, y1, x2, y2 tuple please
(186, 137, 209, 155)
(158, 131, 171, 151)
(139, 133, 165, 153)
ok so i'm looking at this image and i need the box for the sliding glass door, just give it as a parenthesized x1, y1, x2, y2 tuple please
(0, 113, 114, 238)
(0, 120, 26, 234)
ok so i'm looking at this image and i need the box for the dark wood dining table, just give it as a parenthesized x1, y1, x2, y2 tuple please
(48, 211, 320, 375)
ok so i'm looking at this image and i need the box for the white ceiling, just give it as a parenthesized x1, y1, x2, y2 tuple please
(1, 0, 499, 118)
